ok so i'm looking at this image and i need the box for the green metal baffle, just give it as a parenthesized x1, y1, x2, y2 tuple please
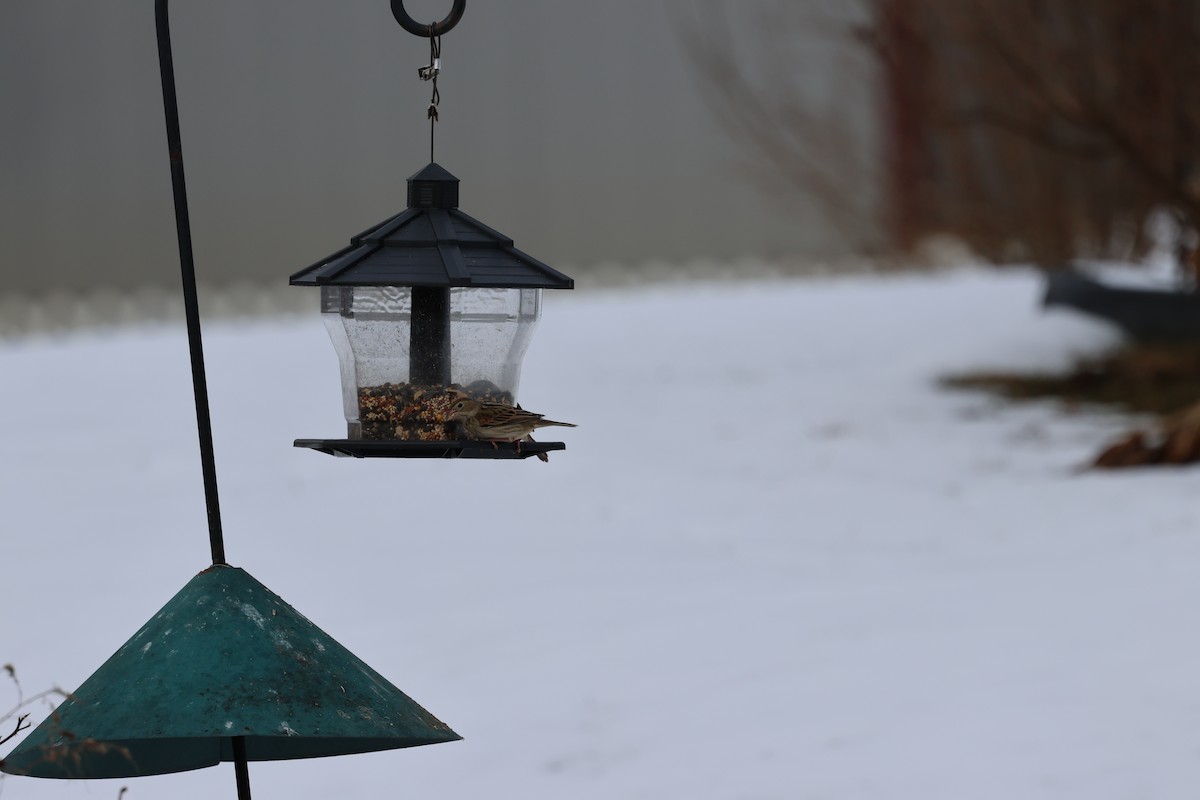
(0, 565, 459, 778)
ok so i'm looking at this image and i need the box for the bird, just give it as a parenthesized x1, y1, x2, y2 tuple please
(446, 397, 576, 460)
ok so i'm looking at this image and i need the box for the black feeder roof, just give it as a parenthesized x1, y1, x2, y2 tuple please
(290, 163, 574, 290)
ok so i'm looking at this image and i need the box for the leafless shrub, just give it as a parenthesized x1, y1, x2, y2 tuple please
(677, 1, 885, 255)
(880, 0, 1200, 267)
(0, 664, 128, 796)
(683, 0, 1200, 270)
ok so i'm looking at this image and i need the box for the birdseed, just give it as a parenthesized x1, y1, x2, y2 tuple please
(357, 380, 514, 440)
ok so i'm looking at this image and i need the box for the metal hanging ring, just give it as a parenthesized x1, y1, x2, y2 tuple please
(391, 0, 465, 37)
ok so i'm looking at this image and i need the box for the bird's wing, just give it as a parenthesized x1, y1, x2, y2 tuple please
(476, 404, 542, 427)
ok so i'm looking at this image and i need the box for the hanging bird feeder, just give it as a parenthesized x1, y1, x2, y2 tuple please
(291, 164, 573, 459)
(292, 3, 574, 460)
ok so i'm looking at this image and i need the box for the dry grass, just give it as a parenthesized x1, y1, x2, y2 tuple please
(943, 343, 1200, 414)
(943, 342, 1200, 467)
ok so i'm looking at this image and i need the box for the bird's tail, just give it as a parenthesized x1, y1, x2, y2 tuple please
(524, 434, 549, 463)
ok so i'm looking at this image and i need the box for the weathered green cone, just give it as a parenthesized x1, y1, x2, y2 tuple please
(1, 565, 459, 778)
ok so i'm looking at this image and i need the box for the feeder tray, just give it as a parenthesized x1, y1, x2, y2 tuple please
(294, 439, 565, 459)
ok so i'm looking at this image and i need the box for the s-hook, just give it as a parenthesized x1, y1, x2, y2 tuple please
(391, 0, 465, 37)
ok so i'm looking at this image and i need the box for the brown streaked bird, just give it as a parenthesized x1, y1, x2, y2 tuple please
(446, 397, 576, 460)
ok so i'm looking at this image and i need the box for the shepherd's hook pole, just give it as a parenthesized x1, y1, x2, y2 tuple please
(155, 1, 246, 794)
(154, 0, 228, 570)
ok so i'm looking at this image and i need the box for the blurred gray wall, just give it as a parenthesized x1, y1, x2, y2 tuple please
(0, 0, 875, 301)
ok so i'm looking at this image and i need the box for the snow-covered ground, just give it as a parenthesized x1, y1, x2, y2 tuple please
(2, 267, 1197, 800)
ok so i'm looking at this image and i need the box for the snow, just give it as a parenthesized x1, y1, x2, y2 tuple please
(2, 267, 1198, 799)
(1076, 207, 1196, 291)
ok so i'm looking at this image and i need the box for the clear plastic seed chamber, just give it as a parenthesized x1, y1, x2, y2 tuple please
(321, 285, 541, 439)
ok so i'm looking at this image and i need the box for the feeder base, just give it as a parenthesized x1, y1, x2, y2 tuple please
(294, 439, 566, 459)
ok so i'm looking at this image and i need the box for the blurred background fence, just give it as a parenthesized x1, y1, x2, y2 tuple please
(7, 1, 1196, 336)
(0, 0, 877, 334)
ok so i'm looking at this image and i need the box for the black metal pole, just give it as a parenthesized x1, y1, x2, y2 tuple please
(156, 1, 245, 792)
(410, 286, 451, 385)
(232, 737, 253, 800)
(154, 0, 227, 567)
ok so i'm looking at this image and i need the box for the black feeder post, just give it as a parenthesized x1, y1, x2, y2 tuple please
(406, 162, 459, 388)
(410, 285, 451, 386)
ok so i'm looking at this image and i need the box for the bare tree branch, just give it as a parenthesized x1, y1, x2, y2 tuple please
(677, 1, 882, 253)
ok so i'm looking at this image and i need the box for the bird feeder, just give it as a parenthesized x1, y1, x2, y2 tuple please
(288, 0, 574, 460)
(290, 166, 573, 460)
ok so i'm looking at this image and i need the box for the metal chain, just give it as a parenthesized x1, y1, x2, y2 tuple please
(418, 30, 442, 162)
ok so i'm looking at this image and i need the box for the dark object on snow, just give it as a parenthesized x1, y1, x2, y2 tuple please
(1043, 269, 1200, 341)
